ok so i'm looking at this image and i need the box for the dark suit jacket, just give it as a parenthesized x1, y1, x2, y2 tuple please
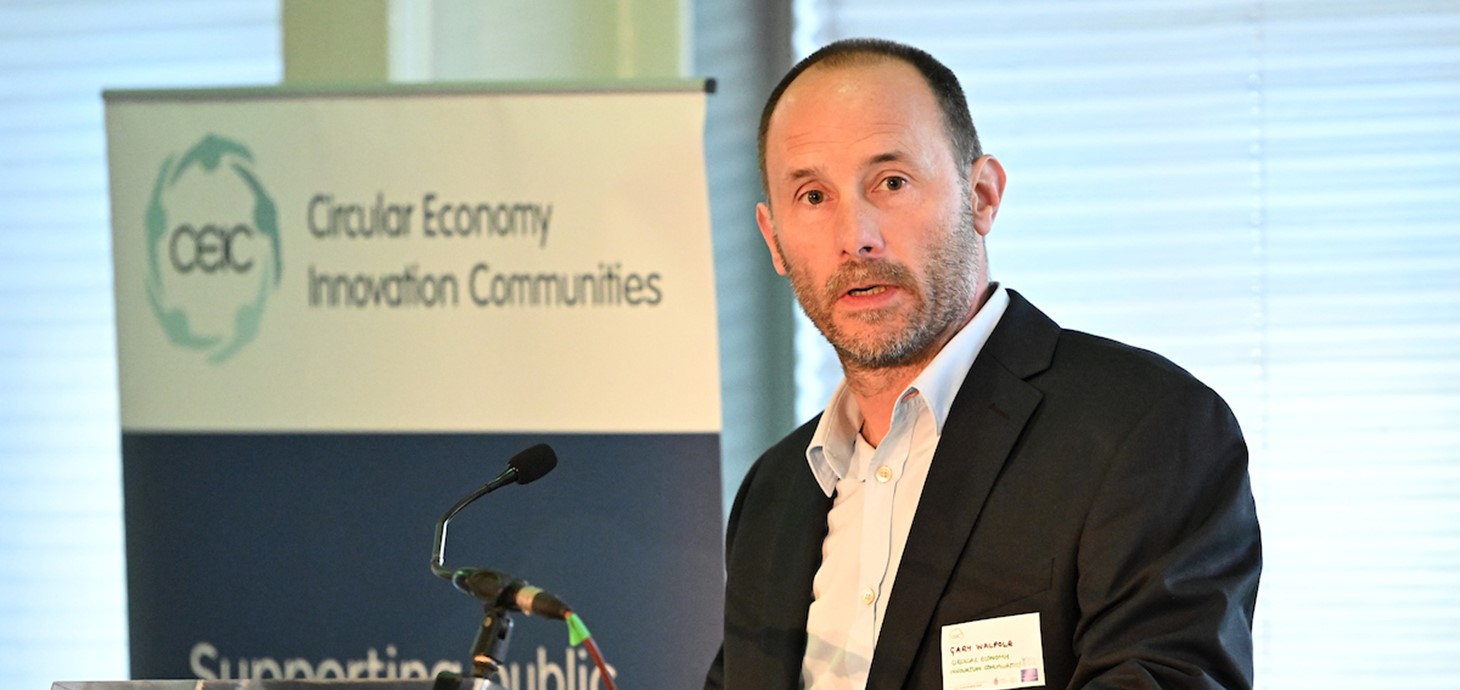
(707, 290, 1261, 689)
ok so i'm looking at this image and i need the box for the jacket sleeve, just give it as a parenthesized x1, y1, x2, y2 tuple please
(1071, 382, 1262, 689)
(704, 453, 765, 690)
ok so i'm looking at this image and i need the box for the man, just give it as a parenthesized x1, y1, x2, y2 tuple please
(706, 38, 1261, 689)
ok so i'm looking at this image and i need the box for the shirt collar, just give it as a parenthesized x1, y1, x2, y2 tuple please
(805, 283, 1011, 497)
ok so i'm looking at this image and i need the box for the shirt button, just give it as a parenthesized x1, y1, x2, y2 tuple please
(875, 466, 893, 483)
(861, 589, 876, 605)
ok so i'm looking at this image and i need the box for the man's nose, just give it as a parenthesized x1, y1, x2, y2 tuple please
(835, 197, 885, 259)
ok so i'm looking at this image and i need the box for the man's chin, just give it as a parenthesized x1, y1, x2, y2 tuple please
(827, 321, 894, 347)
(833, 344, 919, 371)
(826, 316, 961, 371)
(828, 331, 919, 369)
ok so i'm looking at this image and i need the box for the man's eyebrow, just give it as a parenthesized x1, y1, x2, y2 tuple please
(783, 166, 822, 185)
(867, 151, 907, 166)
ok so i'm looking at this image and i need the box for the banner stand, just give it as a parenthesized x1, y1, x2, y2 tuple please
(105, 83, 723, 688)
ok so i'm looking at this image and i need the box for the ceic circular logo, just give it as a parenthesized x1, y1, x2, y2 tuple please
(145, 134, 282, 363)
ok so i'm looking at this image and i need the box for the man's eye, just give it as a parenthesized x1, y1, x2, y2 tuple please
(884, 177, 906, 191)
(805, 190, 825, 205)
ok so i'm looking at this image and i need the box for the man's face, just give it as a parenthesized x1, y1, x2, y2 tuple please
(757, 59, 1002, 370)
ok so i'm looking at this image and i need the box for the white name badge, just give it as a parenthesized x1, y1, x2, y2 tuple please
(941, 611, 1046, 689)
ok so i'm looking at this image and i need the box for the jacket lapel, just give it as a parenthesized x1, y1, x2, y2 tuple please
(866, 290, 1059, 688)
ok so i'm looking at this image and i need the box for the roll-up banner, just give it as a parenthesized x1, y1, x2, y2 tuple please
(104, 83, 722, 690)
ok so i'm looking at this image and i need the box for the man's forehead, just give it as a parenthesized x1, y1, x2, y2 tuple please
(766, 59, 942, 159)
(778, 57, 923, 109)
(779, 128, 915, 168)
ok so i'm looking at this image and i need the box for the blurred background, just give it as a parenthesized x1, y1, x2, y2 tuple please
(1, 0, 1456, 687)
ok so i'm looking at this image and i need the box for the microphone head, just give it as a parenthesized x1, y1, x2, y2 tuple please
(508, 443, 557, 486)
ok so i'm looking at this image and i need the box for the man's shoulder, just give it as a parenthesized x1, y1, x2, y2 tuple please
(1017, 326, 1243, 452)
(998, 290, 1225, 405)
(1052, 328, 1203, 386)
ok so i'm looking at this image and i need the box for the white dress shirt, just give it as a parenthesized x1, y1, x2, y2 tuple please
(800, 284, 1010, 690)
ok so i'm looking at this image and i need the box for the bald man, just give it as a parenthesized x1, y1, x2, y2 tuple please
(706, 38, 1261, 690)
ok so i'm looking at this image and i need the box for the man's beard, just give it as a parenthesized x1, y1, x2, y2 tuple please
(778, 199, 980, 371)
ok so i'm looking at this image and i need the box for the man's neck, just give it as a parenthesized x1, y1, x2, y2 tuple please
(842, 291, 989, 447)
(843, 362, 924, 447)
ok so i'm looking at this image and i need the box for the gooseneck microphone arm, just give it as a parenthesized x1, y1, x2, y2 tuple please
(433, 444, 555, 578)
(430, 477, 499, 580)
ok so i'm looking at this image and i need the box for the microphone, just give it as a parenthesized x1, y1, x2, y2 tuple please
(430, 444, 564, 604)
(482, 443, 557, 492)
(450, 567, 571, 620)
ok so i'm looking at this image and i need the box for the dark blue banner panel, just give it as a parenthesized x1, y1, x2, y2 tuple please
(123, 432, 723, 690)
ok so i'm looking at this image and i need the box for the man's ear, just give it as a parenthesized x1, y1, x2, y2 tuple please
(968, 155, 1007, 237)
(756, 201, 788, 276)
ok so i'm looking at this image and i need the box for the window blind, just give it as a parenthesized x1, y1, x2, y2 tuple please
(0, 1, 280, 687)
(791, 1, 1460, 686)
(694, 0, 800, 518)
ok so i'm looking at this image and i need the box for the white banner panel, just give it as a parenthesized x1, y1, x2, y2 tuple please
(106, 85, 719, 433)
